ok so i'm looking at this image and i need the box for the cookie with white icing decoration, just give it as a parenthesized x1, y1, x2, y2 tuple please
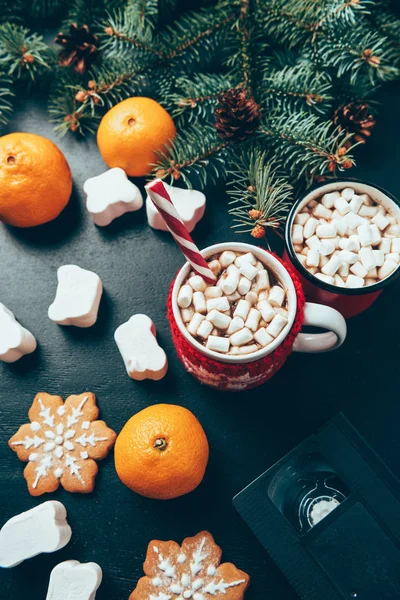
(146, 183, 206, 233)
(130, 530, 250, 600)
(48, 265, 103, 328)
(0, 501, 71, 568)
(114, 314, 168, 381)
(46, 560, 102, 600)
(9, 392, 116, 496)
(84, 167, 143, 227)
(0, 302, 37, 363)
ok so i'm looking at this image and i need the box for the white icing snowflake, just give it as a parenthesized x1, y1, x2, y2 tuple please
(9, 392, 116, 495)
(132, 531, 249, 600)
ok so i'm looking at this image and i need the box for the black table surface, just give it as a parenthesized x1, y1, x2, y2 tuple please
(1, 81, 400, 600)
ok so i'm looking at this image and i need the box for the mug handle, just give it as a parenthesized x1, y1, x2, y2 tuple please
(292, 302, 347, 353)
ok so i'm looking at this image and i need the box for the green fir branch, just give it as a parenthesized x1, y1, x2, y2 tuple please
(0, 74, 14, 128)
(0, 24, 52, 81)
(228, 148, 293, 244)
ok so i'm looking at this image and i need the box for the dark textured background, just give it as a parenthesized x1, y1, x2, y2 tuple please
(1, 80, 400, 600)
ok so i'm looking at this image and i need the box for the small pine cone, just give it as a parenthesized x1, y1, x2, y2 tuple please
(334, 102, 376, 144)
(251, 224, 266, 239)
(214, 88, 261, 142)
(55, 24, 100, 74)
(249, 209, 261, 220)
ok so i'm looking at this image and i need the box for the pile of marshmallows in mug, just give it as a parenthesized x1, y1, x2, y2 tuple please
(177, 251, 288, 356)
(292, 187, 400, 288)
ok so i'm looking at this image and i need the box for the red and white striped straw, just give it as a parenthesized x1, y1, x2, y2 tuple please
(145, 179, 216, 284)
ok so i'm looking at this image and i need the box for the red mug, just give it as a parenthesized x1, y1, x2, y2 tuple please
(284, 179, 400, 318)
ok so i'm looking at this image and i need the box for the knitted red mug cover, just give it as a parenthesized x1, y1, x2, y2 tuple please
(167, 252, 305, 391)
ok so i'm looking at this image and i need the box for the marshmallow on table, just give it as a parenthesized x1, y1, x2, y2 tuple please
(84, 168, 143, 227)
(146, 182, 205, 232)
(48, 265, 103, 328)
(0, 303, 37, 363)
(0, 501, 71, 568)
(114, 314, 168, 381)
(46, 560, 102, 600)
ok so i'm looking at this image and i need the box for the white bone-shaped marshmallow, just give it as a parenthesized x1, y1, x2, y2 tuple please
(84, 168, 143, 226)
(146, 182, 206, 232)
(0, 303, 37, 363)
(46, 560, 102, 600)
(48, 265, 103, 328)
(114, 314, 168, 381)
(0, 501, 71, 568)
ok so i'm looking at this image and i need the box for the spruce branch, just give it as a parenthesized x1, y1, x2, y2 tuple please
(0, 23, 52, 80)
(258, 111, 356, 185)
(0, 74, 14, 128)
(228, 148, 293, 244)
(49, 71, 99, 135)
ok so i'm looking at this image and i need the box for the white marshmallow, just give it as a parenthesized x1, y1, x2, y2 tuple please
(359, 205, 378, 218)
(334, 274, 345, 287)
(187, 313, 205, 336)
(48, 265, 103, 328)
(321, 255, 341, 277)
(345, 212, 364, 230)
(268, 286, 285, 307)
(230, 327, 253, 346)
(338, 250, 358, 264)
(349, 234, 361, 251)
(350, 261, 368, 279)
(239, 261, 258, 281)
(188, 275, 207, 292)
(254, 328, 274, 347)
(234, 252, 257, 267)
(349, 194, 363, 213)
(303, 217, 319, 239)
(84, 167, 143, 227)
(359, 193, 373, 206)
(255, 269, 270, 291)
(147, 184, 205, 232)
(257, 300, 275, 323)
(370, 224, 382, 246)
(334, 197, 351, 216)
(46, 560, 102, 600)
(316, 223, 337, 238)
(196, 319, 213, 339)
(391, 238, 400, 253)
(208, 260, 222, 277)
(367, 267, 378, 278)
(346, 274, 364, 288)
(227, 316, 245, 335)
(357, 223, 374, 247)
(266, 314, 287, 338)
(301, 246, 309, 255)
(359, 248, 376, 271)
(206, 336, 229, 353)
(206, 296, 230, 313)
(379, 239, 392, 254)
(372, 212, 390, 231)
(181, 307, 194, 323)
(238, 276, 252, 296)
(296, 253, 307, 266)
(193, 291, 207, 314)
(227, 291, 241, 302)
(222, 267, 239, 295)
(229, 344, 258, 355)
(319, 239, 336, 256)
(0, 501, 71, 568)
(385, 224, 400, 238)
(335, 219, 348, 236)
(319, 255, 329, 268)
(219, 250, 236, 267)
(338, 262, 349, 277)
(204, 286, 223, 299)
(292, 224, 304, 244)
(306, 249, 320, 267)
(177, 285, 193, 308)
(234, 299, 251, 320)
(341, 188, 355, 201)
(0, 304, 37, 363)
(378, 259, 398, 280)
(386, 252, 400, 263)
(115, 314, 168, 380)
(315, 273, 335, 285)
(206, 309, 231, 330)
(245, 308, 261, 332)
(245, 291, 258, 305)
(366, 278, 377, 286)
(321, 191, 340, 208)
(313, 204, 332, 219)
(295, 212, 310, 225)
(306, 235, 322, 251)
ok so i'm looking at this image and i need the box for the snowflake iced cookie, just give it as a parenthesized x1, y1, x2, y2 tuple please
(0, 501, 71, 568)
(46, 560, 102, 600)
(84, 167, 143, 227)
(114, 314, 168, 381)
(130, 531, 250, 600)
(0, 303, 37, 363)
(9, 392, 116, 496)
(48, 265, 103, 328)
(146, 183, 206, 233)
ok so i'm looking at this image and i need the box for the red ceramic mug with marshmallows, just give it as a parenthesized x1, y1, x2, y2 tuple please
(167, 242, 347, 391)
(284, 180, 400, 318)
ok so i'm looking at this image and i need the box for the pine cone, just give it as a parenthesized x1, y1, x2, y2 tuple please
(333, 102, 376, 144)
(214, 88, 261, 142)
(55, 24, 100, 74)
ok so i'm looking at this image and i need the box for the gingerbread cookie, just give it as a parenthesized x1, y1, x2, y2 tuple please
(130, 531, 250, 600)
(9, 392, 116, 496)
